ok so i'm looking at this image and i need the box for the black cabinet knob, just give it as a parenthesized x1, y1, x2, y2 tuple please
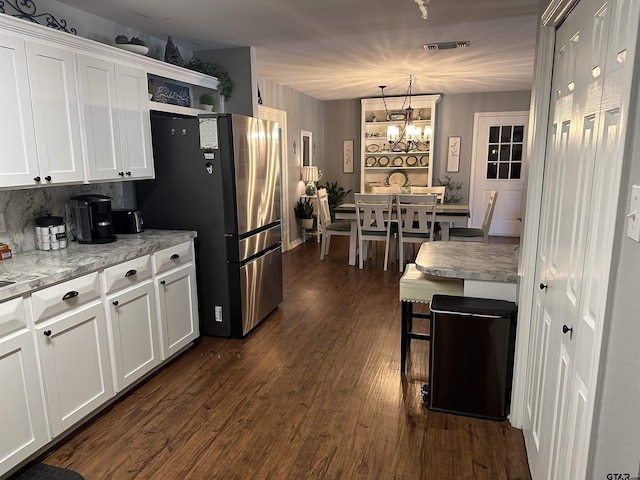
(112, 300, 119, 306)
(562, 325, 573, 335)
(34, 176, 41, 183)
(43, 330, 52, 337)
(119, 171, 125, 176)
(170, 254, 180, 260)
(539, 283, 548, 290)
(44, 175, 52, 182)
(125, 269, 137, 277)
(126, 171, 132, 176)
(160, 280, 166, 285)
(62, 290, 79, 301)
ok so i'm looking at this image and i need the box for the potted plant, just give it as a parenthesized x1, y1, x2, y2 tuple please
(437, 175, 463, 203)
(323, 181, 352, 220)
(294, 198, 315, 230)
(187, 58, 233, 100)
(199, 93, 215, 111)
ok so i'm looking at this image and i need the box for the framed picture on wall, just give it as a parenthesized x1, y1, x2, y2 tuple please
(343, 139, 354, 173)
(447, 136, 461, 172)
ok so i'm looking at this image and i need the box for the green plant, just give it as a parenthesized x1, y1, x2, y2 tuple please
(115, 35, 146, 46)
(437, 175, 463, 203)
(323, 181, 352, 211)
(199, 93, 215, 105)
(115, 35, 129, 44)
(293, 198, 314, 219)
(187, 58, 233, 100)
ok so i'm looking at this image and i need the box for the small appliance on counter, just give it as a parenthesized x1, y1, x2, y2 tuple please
(35, 214, 67, 251)
(112, 209, 144, 234)
(69, 194, 116, 244)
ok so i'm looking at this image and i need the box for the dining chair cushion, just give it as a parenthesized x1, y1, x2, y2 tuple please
(448, 227, 484, 238)
(399, 264, 463, 304)
(326, 222, 351, 232)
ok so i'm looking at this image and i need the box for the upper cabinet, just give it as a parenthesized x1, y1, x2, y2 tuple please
(0, 14, 222, 190)
(0, 34, 84, 188)
(78, 56, 154, 181)
(360, 95, 440, 193)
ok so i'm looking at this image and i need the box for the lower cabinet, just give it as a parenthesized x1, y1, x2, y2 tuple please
(107, 280, 160, 392)
(156, 264, 199, 360)
(35, 302, 114, 437)
(0, 299, 49, 474)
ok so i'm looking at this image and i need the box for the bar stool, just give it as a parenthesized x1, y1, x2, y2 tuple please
(399, 264, 463, 373)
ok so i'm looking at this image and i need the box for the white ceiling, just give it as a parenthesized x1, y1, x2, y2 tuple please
(56, 0, 540, 101)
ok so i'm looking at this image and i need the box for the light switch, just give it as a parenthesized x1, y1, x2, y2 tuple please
(627, 185, 640, 242)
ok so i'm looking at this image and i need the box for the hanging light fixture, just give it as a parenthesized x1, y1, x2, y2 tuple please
(379, 75, 431, 153)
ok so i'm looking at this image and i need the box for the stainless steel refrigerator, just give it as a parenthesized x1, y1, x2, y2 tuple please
(137, 113, 282, 337)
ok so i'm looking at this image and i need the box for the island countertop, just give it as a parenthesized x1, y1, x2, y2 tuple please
(0, 230, 197, 302)
(415, 242, 520, 283)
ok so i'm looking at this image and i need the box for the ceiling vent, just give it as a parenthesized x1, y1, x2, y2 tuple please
(423, 41, 471, 51)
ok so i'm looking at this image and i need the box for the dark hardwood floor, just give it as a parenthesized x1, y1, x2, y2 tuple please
(39, 236, 530, 480)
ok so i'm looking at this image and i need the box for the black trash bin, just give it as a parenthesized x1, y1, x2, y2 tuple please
(427, 294, 517, 421)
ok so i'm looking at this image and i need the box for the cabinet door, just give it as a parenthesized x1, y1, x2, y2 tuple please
(25, 41, 84, 185)
(77, 55, 122, 181)
(114, 64, 154, 179)
(108, 281, 160, 392)
(36, 302, 114, 437)
(0, 33, 41, 188)
(156, 264, 199, 360)
(0, 301, 49, 474)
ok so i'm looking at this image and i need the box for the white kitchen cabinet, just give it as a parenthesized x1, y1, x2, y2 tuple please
(103, 257, 160, 392)
(0, 298, 49, 474)
(360, 95, 440, 193)
(154, 243, 199, 360)
(0, 33, 40, 189)
(35, 300, 114, 437)
(78, 54, 154, 182)
(25, 40, 85, 185)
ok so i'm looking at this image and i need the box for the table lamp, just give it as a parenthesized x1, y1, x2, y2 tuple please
(301, 166, 319, 196)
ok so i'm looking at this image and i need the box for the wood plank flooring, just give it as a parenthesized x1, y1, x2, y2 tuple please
(38, 236, 530, 480)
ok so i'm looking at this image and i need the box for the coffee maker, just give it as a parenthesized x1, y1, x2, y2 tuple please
(69, 194, 117, 244)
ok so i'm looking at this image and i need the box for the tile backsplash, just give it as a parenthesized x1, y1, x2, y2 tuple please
(0, 183, 124, 254)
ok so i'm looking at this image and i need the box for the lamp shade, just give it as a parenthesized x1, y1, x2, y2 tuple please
(301, 166, 319, 183)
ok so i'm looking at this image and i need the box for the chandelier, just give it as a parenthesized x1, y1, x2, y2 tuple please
(379, 75, 432, 153)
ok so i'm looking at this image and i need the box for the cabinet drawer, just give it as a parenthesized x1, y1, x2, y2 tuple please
(103, 255, 151, 295)
(0, 297, 28, 338)
(152, 242, 193, 275)
(31, 272, 100, 322)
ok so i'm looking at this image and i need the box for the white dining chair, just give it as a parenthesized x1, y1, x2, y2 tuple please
(409, 185, 446, 203)
(396, 194, 437, 272)
(449, 190, 497, 243)
(355, 193, 394, 270)
(316, 188, 351, 260)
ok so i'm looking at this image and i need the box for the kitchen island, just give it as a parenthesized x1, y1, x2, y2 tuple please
(415, 242, 520, 302)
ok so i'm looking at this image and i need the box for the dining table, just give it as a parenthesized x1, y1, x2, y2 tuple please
(334, 202, 470, 266)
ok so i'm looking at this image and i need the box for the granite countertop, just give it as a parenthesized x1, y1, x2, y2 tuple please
(0, 230, 197, 302)
(415, 242, 520, 283)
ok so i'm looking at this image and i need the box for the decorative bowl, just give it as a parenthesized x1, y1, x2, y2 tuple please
(116, 44, 149, 55)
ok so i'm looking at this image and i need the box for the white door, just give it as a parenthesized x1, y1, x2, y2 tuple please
(470, 112, 529, 236)
(523, 0, 639, 478)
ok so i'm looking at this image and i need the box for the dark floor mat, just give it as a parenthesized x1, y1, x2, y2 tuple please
(12, 463, 84, 480)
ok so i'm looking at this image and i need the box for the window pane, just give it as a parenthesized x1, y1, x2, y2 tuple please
(489, 126, 500, 143)
(511, 162, 522, 179)
(488, 144, 499, 162)
(513, 125, 524, 142)
(500, 144, 511, 161)
(499, 163, 510, 179)
(501, 126, 512, 142)
(512, 143, 523, 161)
(487, 162, 497, 179)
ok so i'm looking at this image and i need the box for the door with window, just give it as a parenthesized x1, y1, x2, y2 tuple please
(470, 112, 529, 236)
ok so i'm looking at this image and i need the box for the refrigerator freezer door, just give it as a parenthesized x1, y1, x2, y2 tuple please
(227, 115, 281, 236)
(239, 245, 283, 336)
(236, 223, 281, 263)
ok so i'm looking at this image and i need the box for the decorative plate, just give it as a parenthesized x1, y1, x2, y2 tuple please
(389, 112, 406, 121)
(365, 156, 377, 167)
(387, 170, 409, 187)
(406, 156, 418, 166)
(392, 141, 406, 152)
(418, 143, 430, 152)
(366, 144, 380, 153)
(419, 155, 430, 166)
(392, 156, 404, 167)
(378, 156, 390, 167)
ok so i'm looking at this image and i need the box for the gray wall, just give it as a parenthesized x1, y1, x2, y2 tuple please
(323, 91, 531, 202)
(257, 78, 325, 246)
(589, 71, 640, 477)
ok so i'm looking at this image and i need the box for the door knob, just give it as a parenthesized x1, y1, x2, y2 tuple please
(562, 324, 573, 334)
(539, 283, 548, 290)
